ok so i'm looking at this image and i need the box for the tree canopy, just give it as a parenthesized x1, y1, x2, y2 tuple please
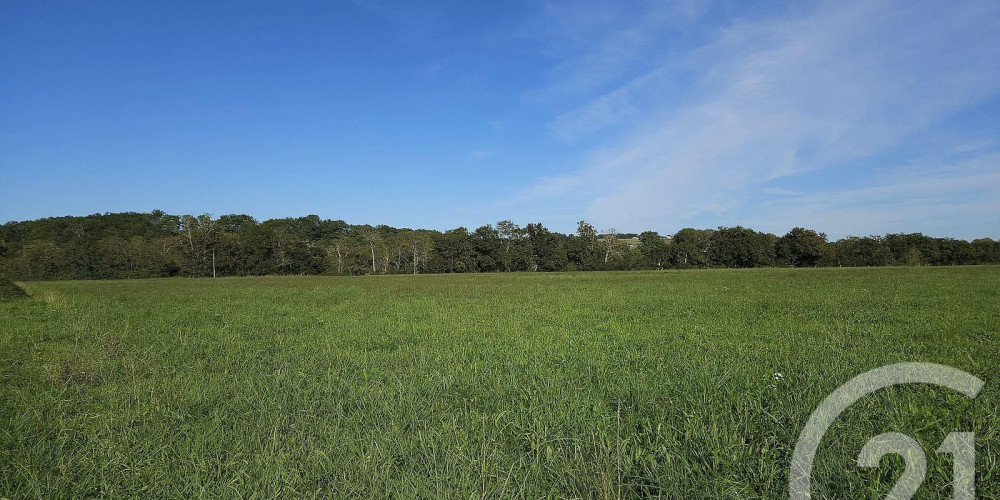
(1, 211, 997, 280)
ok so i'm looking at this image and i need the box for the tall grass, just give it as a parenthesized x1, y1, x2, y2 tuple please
(1, 267, 997, 498)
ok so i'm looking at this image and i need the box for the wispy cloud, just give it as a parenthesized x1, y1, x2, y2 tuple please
(748, 151, 1000, 237)
(547, 86, 638, 141)
(467, 149, 500, 161)
(521, 1, 709, 106)
(510, 0, 1000, 238)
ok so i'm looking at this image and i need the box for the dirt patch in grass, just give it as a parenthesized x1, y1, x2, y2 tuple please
(44, 354, 101, 387)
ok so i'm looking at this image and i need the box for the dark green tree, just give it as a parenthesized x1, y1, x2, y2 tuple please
(526, 223, 568, 272)
(776, 227, 828, 267)
(638, 231, 670, 269)
(429, 228, 476, 273)
(496, 220, 531, 272)
(707, 226, 776, 268)
(472, 225, 502, 272)
(669, 228, 714, 268)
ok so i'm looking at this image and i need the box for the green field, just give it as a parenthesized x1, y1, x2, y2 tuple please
(2, 267, 998, 498)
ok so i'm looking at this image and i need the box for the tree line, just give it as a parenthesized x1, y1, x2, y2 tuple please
(1, 211, 998, 280)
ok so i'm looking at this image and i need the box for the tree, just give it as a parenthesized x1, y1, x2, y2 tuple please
(638, 231, 669, 269)
(496, 220, 531, 272)
(777, 227, 828, 267)
(356, 226, 383, 275)
(327, 237, 352, 275)
(669, 228, 713, 268)
(935, 238, 974, 266)
(707, 226, 776, 268)
(577, 221, 598, 248)
(18, 241, 64, 280)
(597, 228, 625, 266)
(970, 238, 1000, 264)
(430, 228, 476, 273)
(405, 230, 434, 274)
(96, 235, 163, 279)
(218, 214, 257, 234)
(885, 233, 939, 266)
(472, 225, 502, 272)
(177, 213, 220, 277)
(834, 236, 890, 267)
(525, 223, 567, 271)
(566, 221, 599, 270)
(1, 210, 995, 278)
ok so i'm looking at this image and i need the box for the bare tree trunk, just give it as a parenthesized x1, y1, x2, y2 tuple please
(412, 241, 418, 274)
(335, 243, 343, 274)
(503, 240, 511, 272)
(212, 249, 216, 278)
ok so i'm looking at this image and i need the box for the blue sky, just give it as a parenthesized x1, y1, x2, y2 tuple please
(2, 0, 998, 239)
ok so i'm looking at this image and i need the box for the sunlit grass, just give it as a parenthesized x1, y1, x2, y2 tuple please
(1, 267, 997, 498)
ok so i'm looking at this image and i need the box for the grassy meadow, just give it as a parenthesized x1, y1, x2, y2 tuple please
(1, 267, 998, 498)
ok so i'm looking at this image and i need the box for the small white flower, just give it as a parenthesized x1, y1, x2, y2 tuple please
(772, 372, 784, 381)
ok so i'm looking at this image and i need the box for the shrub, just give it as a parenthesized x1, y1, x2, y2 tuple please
(0, 277, 28, 301)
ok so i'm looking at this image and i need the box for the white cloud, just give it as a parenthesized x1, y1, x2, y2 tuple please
(520, 1, 700, 106)
(747, 151, 1000, 238)
(511, 0, 1000, 238)
(547, 86, 638, 141)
